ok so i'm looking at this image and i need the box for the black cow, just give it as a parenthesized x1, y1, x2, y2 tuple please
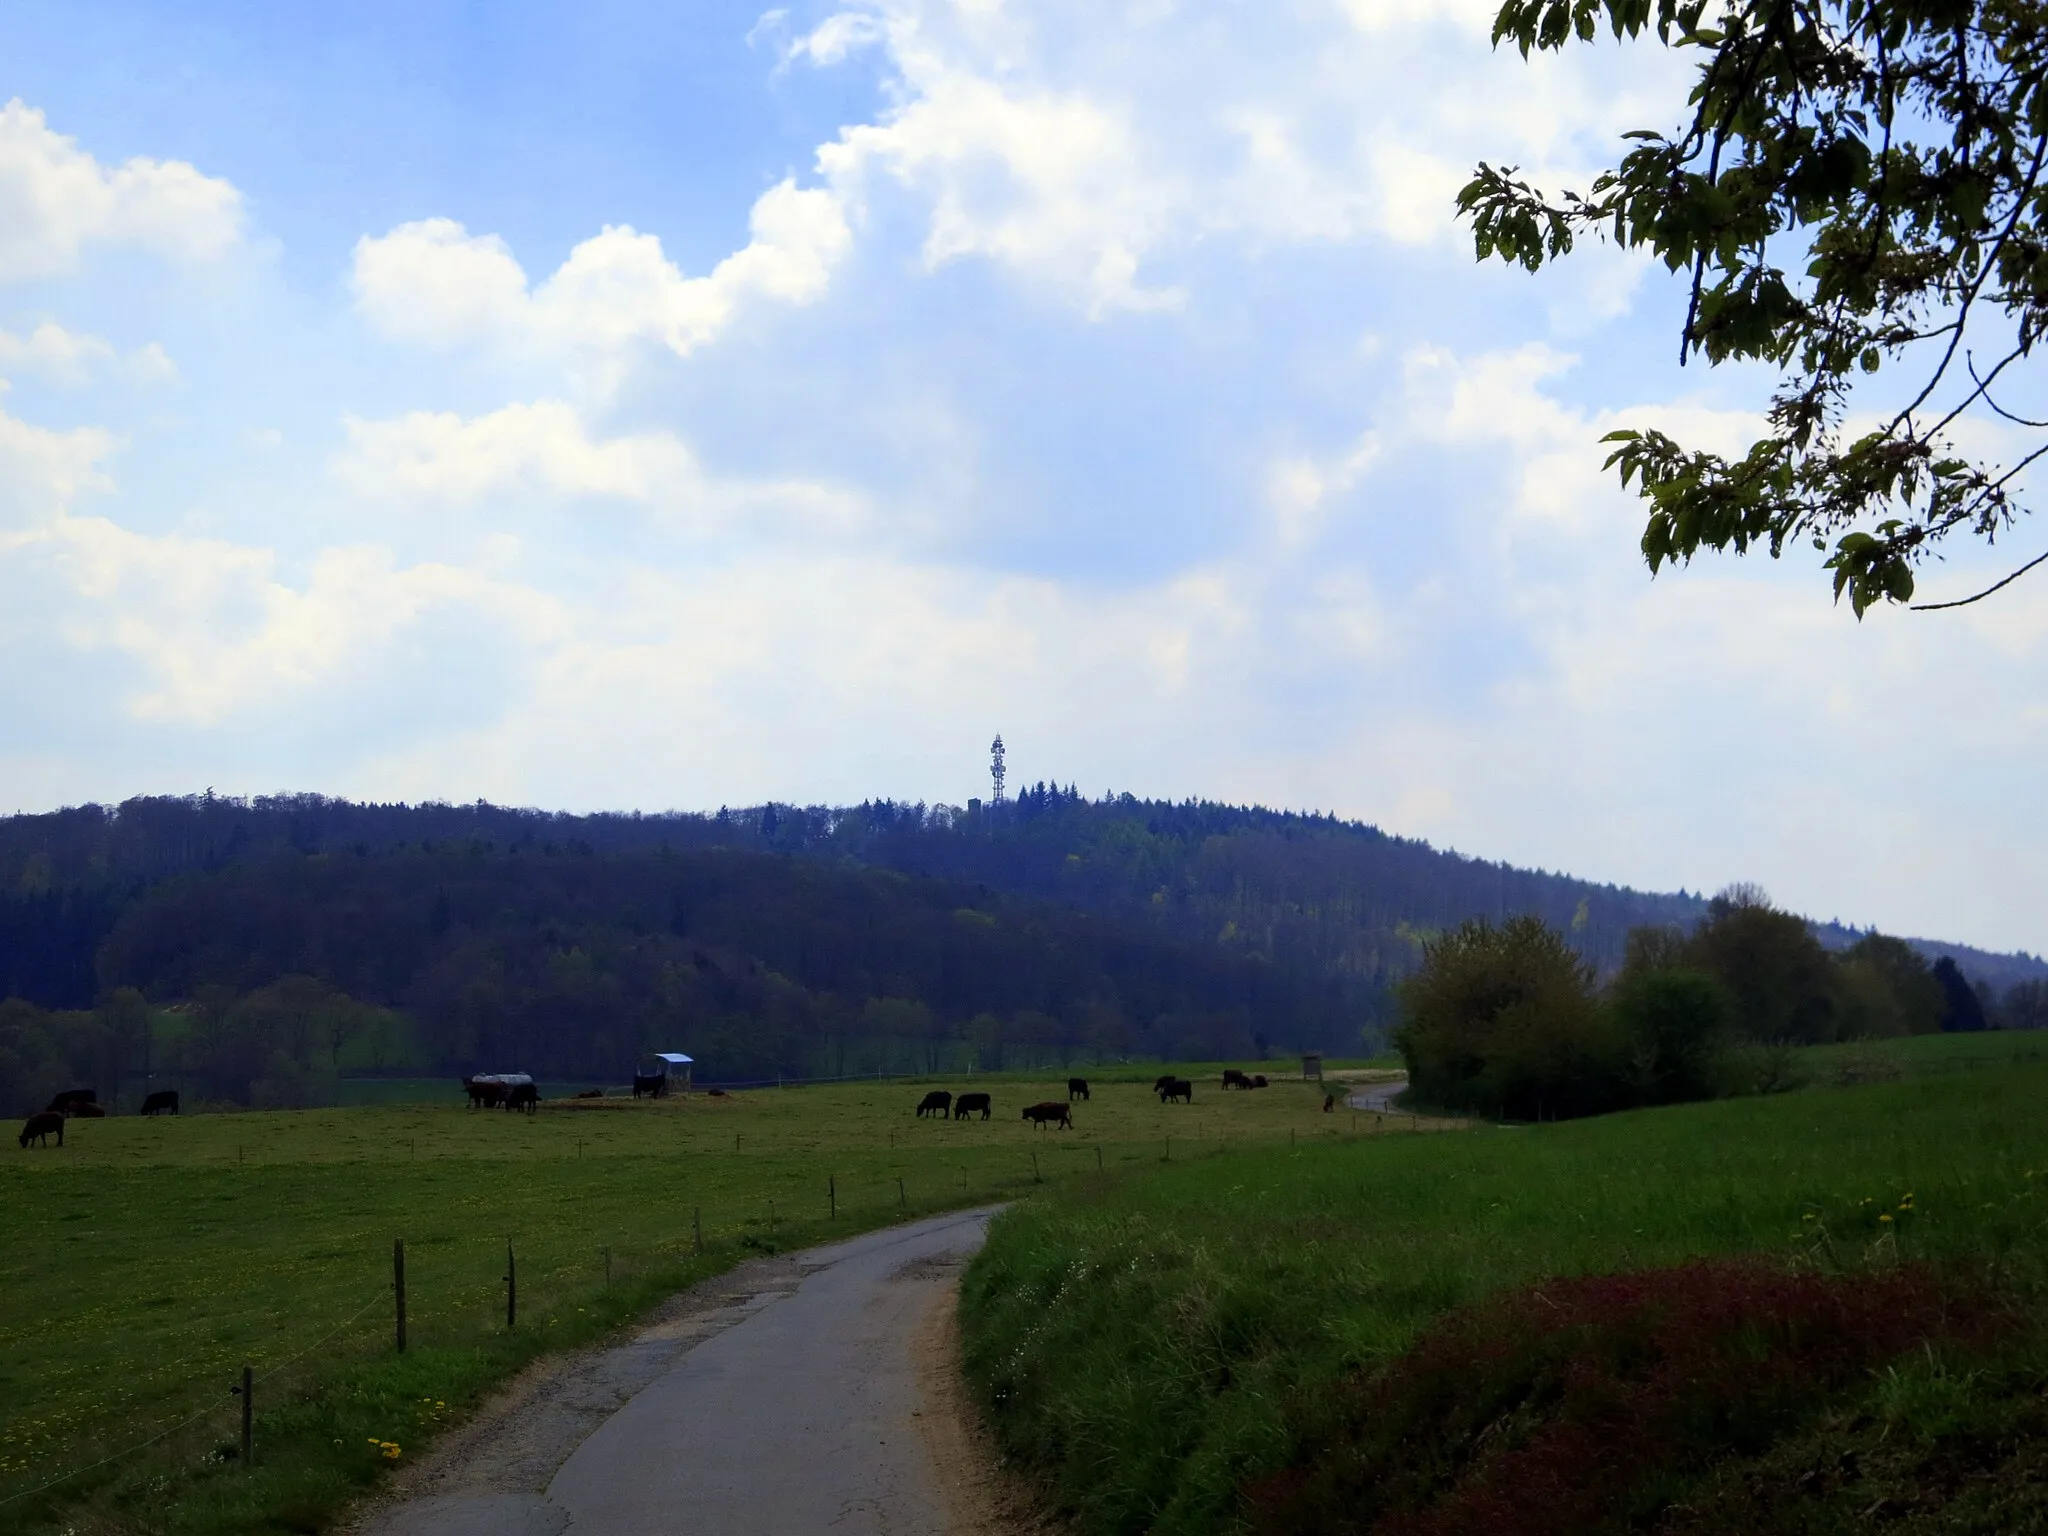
(1023, 1101, 1073, 1130)
(141, 1090, 180, 1116)
(1250, 1074, 1269, 1088)
(632, 1072, 667, 1099)
(47, 1088, 96, 1114)
(1323, 1093, 1337, 1113)
(1156, 1077, 1193, 1104)
(1153, 1074, 1177, 1095)
(953, 1092, 992, 1120)
(1067, 1077, 1090, 1102)
(463, 1076, 505, 1109)
(19, 1111, 64, 1148)
(506, 1083, 540, 1114)
(916, 1090, 953, 1118)
(1221, 1068, 1253, 1090)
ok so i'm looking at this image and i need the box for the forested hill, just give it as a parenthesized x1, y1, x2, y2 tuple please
(0, 792, 2040, 1079)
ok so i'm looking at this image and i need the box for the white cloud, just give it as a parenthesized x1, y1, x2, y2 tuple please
(351, 178, 850, 362)
(0, 322, 177, 386)
(0, 402, 115, 529)
(337, 401, 697, 504)
(0, 99, 242, 282)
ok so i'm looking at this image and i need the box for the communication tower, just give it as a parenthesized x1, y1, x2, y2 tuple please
(989, 734, 1007, 807)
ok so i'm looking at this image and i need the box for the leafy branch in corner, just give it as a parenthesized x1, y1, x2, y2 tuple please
(1458, 0, 2048, 612)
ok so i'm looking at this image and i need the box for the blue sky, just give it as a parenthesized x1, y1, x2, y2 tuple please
(1, 0, 2044, 954)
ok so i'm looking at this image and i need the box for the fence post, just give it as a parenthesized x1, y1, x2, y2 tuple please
(829, 1176, 836, 1220)
(506, 1240, 517, 1330)
(1095, 1145, 1102, 1172)
(1031, 1150, 1040, 1183)
(1164, 1136, 1170, 1162)
(393, 1238, 407, 1353)
(604, 1245, 612, 1288)
(239, 1364, 252, 1467)
(898, 1177, 906, 1207)
(693, 1206, 702, 1255)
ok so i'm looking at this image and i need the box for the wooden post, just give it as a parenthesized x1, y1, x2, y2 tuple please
(506, 1240, 517, 1330)
(604, 1245, 612, 1288)
(239, 1364, 252, 1467)
(393, 1238, 407, 1353)
(829, 1176, 837, 1219)
(1095, 1145, 1102, 1172)
(1031, 1150, 1040, 1183)
(693, 1206, 702, 1255)
(897, 1177, 906, 1207)
(1164, 1136, 1170, 1162)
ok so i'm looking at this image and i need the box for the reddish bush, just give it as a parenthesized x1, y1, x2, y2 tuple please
(1245, 1260, 1999, 1536)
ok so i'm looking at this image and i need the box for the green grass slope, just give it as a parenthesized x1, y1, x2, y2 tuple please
(960, 1060, 2048, 1534)
(0, 1066, 1357, 1536)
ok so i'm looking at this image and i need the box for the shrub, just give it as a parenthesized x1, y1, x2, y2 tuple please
(1395, 916, 1624, 1120)
(1610, 966, 1728, 1104)
(1243, 1260, 2004, 1536)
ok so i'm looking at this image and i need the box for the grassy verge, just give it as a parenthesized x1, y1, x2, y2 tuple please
(0, 1065, 1358, 1535)
(959, 1061, 2048, 1535)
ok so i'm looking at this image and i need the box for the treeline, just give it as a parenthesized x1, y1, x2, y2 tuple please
(1398, 887, 2024, 1120)
(18, 843, 1345, 1105)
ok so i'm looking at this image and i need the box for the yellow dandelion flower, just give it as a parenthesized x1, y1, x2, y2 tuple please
(1880, 1213, 1894, 1223)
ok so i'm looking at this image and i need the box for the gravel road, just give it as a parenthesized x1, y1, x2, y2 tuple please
(351, 1207, 1019, 1536)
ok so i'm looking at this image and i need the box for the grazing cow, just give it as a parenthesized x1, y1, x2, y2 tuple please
(1323, 1093, 1337, 1113)
(141, 1090, 179, 1116)
(1156, 1077, 1193, 1104)
(66, 1102, 106, 1118)
(953, 1092, 992, 1121)
(463, 1077, 506, 1109)
(632, 1072, 667, 1099)
(576, 1088, 604, 1099)
(1022, 1101, 1073, 1130)
(19, 1111, 64, 1148)
(47, 1088, 96, 1114)
(1153, 1075, 1177, 1095)
(916, 1090, 953, 1119)
(1067, 1077, 1090, 1102)
(505, 1082, 540, 1114)
(707, 1088, 729, 1098)
(1251, 1075, 1269, 1089)
(1221, 1069, 1253, 1090)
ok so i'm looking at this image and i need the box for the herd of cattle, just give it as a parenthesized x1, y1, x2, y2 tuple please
(908, 1068, 1293, 1130)
(22, 1064, 1335, 1148)
(17, 1086, 179, 1147)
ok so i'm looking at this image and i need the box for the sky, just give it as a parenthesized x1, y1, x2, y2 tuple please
(0, 0, 2043, 954)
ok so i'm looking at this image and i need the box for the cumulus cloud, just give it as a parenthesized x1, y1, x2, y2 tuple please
(0, 99, 242, 282)
(0, 403, 115, 529)
(795, 0, 1684, 313)
(0, 323, 177, 386)
(337, 401, 696, 504)
(351, 178, 850, 360)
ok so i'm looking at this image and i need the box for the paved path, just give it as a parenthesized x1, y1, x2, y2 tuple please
(357, 1208, 1000, 1536)
(1346, 1074, 1409, 1114)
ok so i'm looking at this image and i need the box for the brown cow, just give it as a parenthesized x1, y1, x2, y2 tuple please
(1022, 1101, 1072, 1130)
(463, 1076, 505, 1109)
(575, 1088, 604, 1099)
(65, 1102, 107, 1117)
(47, 1088, 96, 1114)
(19, 1111, 64, 1148)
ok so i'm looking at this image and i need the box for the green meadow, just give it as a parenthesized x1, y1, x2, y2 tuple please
(0, 1065, 1399, 1536)
(960, 1036, 2048, 1535)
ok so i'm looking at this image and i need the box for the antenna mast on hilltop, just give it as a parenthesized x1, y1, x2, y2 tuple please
(989, 734, 1007, 808)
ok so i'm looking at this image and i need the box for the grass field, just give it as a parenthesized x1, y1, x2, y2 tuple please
(960, 1048, 2048, 1535)
(0, 1062, 1411, 1536)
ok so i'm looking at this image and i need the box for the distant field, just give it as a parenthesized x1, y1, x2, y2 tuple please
(961, 1060, 2048, 1535)
(0, 1064, 1416, 1536)
(1797, 1026, 2048, 1081)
